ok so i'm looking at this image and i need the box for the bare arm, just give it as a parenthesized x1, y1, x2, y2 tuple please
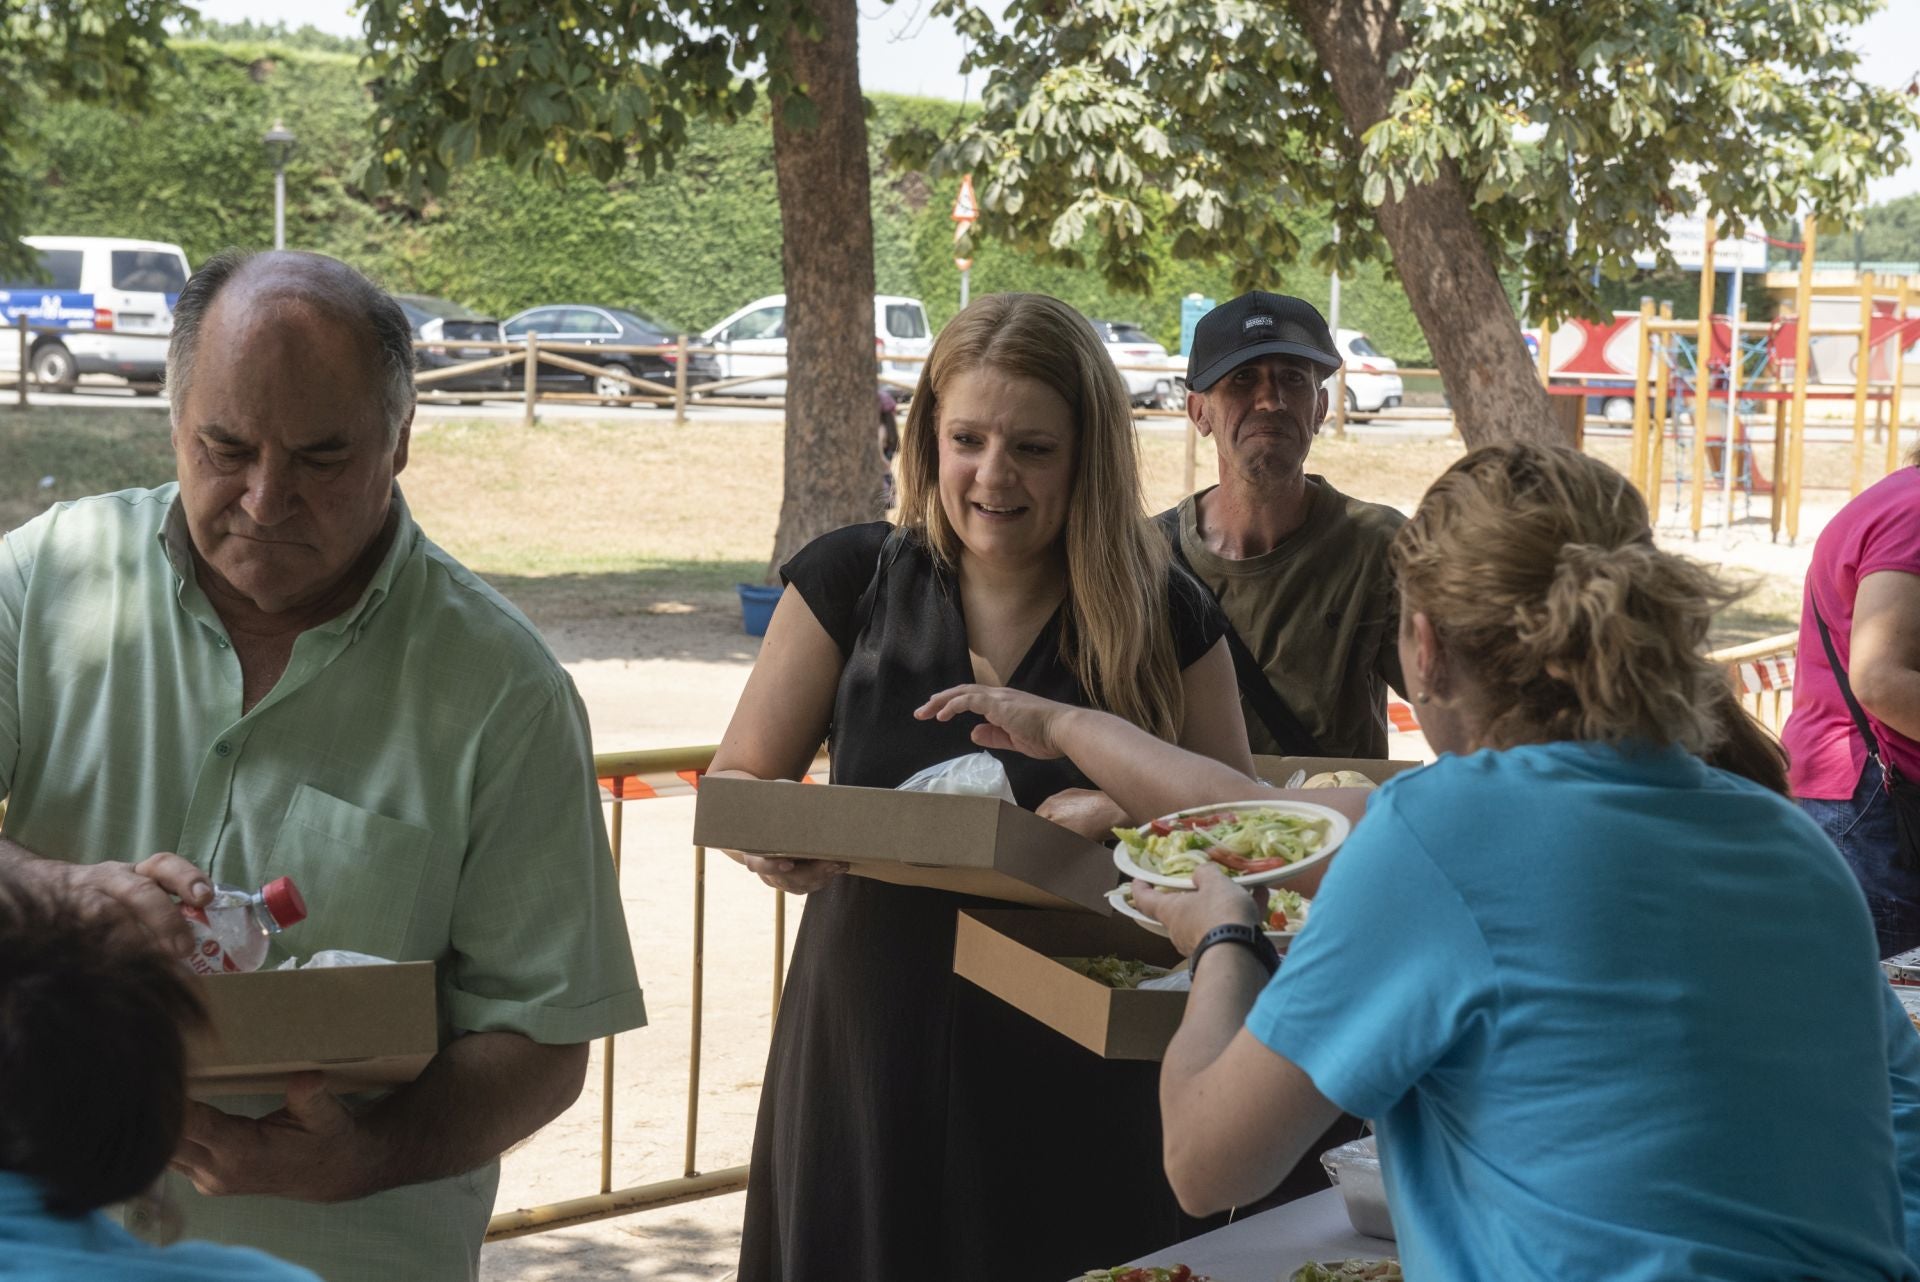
(708, 585, 849, 893)
(175, 1031, 587, 1202)
(1850, 570, 1920, 743)
(1036, 636, 1254, 836)
(1135, 864, 1342, 1215)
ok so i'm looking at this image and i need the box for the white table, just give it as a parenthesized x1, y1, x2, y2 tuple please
(1116, 1189, 1396, 1280)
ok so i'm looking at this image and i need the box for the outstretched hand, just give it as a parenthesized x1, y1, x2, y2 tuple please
(914, 684, 1074, 760)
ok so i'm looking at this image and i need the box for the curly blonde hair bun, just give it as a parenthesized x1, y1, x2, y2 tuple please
(1391, 443, 1741, 753)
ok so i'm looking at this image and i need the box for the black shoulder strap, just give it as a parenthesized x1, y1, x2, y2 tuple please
(855, 526, 911, 637)
(1153, 506, 1321, 756)
(1813, 598, 1890, 770)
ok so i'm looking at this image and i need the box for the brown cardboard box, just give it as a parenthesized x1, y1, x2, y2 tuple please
(693, 776, 1116, 913)
(186, 962, 438, 1098)
(1252, 755, 1422, 787)
(952, 909, 1188, 1060)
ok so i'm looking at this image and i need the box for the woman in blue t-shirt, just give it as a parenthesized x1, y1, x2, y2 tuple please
(0, 879, 319, 1282)
(921, 443, 1920, 1281)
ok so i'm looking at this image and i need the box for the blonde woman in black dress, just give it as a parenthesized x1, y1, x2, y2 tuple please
(711, 293, 1252, 1281)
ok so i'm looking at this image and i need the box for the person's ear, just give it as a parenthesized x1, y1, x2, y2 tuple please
(392, 411, 414, 477)
(1186, 390, 1213, 438)
(1412, 611, 1448, 699)
(1313, 385, 1329, 428)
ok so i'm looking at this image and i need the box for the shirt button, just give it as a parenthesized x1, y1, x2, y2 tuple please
(215, 741, 232, 757)
(216, 637, 230, 649)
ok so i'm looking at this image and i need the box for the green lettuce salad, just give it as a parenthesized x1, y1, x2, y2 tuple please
(1115, 807, 1332, 879)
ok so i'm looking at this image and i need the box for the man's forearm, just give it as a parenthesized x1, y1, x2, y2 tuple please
(359, 1031, 587, 1191)
(1053, 707, 1267, 820)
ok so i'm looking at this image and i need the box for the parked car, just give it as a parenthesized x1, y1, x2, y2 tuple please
(0, 235, 190, 394)
(701, 294, 932, 398)
(1332, 328, 1404, 417)
(502, 304, 717, 404)
(395, 294, 512, 401)
(1088, 318, 1179, 408)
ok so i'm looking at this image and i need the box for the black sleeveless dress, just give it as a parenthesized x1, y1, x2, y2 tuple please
(735, 523, 1226, 1282)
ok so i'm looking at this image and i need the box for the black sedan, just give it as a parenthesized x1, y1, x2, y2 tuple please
(395, 294, 513, 399)
(501, 304, 719, 403)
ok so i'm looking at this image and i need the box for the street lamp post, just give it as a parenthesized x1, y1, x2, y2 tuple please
(262, 120, 296, 250)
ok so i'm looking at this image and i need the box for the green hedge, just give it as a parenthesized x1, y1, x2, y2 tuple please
(21, 40, 1436, 362)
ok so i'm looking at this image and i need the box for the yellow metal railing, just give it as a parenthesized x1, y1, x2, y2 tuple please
(483, 744, 821, 1241)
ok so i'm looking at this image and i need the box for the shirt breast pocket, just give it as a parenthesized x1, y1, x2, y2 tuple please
(268, 784, 441, 964)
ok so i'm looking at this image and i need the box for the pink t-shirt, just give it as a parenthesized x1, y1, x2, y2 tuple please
(1783, 466, 1920, 799)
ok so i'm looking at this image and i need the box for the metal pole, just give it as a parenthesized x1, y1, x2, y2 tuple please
(1721, 263, 1745, 532)
(685, 845, 706, 1178)
(16, 315, 27, 408)
(600, 791, 625, 1196)
(1787, 216, 1818, 544)
(959, 265, 970, 311)
(1851, 273, 1878, 495)
(274, 165, 286, 251)
(772, 890, 787, 1019)
(1688, 217, 1716, 537)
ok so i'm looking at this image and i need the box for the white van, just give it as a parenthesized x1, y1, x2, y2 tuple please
(0, 236, 192, 394)
(701, 293, 932, 398)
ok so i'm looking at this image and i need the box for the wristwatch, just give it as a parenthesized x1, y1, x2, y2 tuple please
(1189, 922, 1280, 980)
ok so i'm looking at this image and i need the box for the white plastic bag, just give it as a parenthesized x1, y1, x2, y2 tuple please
(275, 949, 395, 971)
(896, 752, 1016, 804)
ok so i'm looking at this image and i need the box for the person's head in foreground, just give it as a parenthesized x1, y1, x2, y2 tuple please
(0, 881, 318, 1280)
(1184, 291, 1341, 486)
(899, 291, 1185, 737)
(1389, 441, 1738, 757)
(167, 249, 416, 619)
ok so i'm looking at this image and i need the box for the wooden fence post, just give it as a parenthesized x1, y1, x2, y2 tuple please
(1890, 278, 1912, 476)
(1851, 273, 1877, 495)
(674, 335, 689, 429)
(522, 334, 538, 429)
(1688, 214, 1716, 537)
(1630, 297, 1655, 496)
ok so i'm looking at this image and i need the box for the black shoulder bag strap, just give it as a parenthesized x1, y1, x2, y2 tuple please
(1813, 598, 1920, 870)
(1153, 506, 1321, 756)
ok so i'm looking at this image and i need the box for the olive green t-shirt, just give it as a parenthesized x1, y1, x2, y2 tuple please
(1173, 477, 1407, 759)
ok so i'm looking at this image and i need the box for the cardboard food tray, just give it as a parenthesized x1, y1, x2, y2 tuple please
(953, 908, 1188, 1060)
(186, 962, 438, 1098)
(693, 776, 1116, 913)
(1253, 755, 1423, 787)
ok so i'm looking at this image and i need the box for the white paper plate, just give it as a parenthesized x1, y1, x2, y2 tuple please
(1112, 799, 1350, 890)
(1105, 884, 1310, 946)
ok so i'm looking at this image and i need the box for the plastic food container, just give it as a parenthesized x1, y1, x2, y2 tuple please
(1321, 1135, 1396, 1241)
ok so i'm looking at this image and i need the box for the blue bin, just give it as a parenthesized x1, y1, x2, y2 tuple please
(737, 583, 783, 637)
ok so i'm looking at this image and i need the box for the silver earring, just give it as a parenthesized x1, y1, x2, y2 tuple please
(1416, 691, 1431, 703)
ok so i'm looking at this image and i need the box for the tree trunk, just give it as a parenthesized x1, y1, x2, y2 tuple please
(1291, 0, 1563, 447)
(766, 0, 882, 581)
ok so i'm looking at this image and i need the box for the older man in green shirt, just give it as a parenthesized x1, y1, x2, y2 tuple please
(0, 250, 646, 1281)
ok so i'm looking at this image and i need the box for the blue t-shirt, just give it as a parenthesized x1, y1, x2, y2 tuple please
(1248, 741, 1920, 1282)
(0, 1172, 319, 1282)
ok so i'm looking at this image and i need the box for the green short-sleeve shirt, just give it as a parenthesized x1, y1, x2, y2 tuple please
(0, 485, 646, 1281)
(1174, 476, 1407, 759)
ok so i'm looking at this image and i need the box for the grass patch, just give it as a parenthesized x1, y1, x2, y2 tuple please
(0, 406, 1830, 649)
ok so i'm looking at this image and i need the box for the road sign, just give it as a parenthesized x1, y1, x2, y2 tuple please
(951, 175, 978, 224)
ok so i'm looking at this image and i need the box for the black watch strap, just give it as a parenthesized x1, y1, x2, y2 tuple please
(1190, 922, 1279, 979)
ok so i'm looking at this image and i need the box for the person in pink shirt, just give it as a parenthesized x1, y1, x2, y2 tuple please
(1783, 445, 1920, 957)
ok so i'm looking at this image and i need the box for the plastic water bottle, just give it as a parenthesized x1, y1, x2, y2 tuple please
(182, 876, 307, 974)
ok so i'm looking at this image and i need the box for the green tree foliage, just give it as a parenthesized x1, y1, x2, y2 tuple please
(1858, 193, 1920, 264)
(0, 0, 190, 278)
(177, 17, 366, 56)
(911, 0, 1916, 321)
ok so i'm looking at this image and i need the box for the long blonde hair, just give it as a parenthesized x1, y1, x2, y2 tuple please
(1391, 443, 1739, 753)
(898, 293, 1184, 740)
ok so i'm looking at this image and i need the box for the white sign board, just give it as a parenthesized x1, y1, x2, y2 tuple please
(1635, 217, 1770, 272)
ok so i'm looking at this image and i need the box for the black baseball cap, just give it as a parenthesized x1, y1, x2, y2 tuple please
(1186, 291, 1342, 392)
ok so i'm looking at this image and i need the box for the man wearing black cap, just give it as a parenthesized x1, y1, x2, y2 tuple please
(1156, 291, 1407, 759)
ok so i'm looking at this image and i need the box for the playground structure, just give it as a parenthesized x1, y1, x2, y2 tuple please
(1536, 215, 1919, 541)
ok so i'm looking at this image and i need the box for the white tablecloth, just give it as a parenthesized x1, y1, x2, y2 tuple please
(1115, 1188, 1396, 1280)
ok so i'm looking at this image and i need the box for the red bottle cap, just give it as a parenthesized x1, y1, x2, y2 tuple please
(261, 876, 307, 929)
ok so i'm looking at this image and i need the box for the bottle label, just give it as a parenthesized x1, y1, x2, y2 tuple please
(181, 904, 240, 975)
